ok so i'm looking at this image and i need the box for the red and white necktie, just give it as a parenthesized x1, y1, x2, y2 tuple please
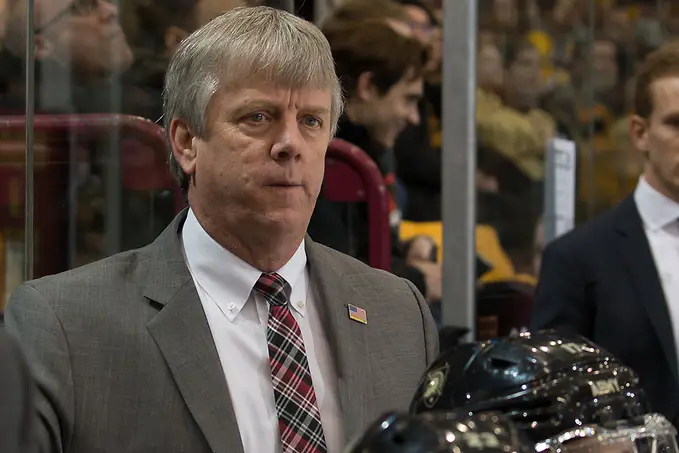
(254, 272, 327, 453)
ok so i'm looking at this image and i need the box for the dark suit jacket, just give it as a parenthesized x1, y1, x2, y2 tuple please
(531, 195, 679, 421)
(0, 329, 36, 453)
(5, 210, 439, 453)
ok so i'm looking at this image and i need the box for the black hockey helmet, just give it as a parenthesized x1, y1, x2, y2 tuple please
(410, 330, 649, 443)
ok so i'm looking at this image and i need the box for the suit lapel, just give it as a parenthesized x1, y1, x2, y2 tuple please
(306, 238, 372, 442)
(143, 211, 244, 453)
(615, 196, 679, 378)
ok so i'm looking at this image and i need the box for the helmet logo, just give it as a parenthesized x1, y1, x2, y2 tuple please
(589, 378, 621, 397)
(462, 432, 502, 449)
(422, 363, 450, 408)
(560, 342, 585, 354)
(559, 342, 595, 354)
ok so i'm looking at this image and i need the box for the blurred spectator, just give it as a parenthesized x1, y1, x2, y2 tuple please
(308, 20, 442, 302)
(476, 37, 506, 132)
(393, 0, 444, 222)
(397, 0, 442, 80)
(502, 38, 556, 145)
(492, 0, 520, 32)
(533, 0, 589, 69)
(477, 36, 505, 96)
(475, 35, 546, 265)
(476, 38, 552, 201)
(0, 0, 158, 117)
(126, 0, 199, 121)
(603, 3, 635, 49)
(543, 33, 622, 145)
(479, 0, 539, 55)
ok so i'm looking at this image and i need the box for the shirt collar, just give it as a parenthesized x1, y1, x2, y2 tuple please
(181, 209, 307, 322)
(634, 176, 679, 232)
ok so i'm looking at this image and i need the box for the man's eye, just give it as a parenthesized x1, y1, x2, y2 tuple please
(303, 116, 322, 128)
(249, 113, 267, 122)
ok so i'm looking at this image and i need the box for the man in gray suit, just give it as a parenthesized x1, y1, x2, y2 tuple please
(5, 6, 438, 453)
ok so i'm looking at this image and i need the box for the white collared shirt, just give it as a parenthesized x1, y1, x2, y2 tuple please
(182, 210, 344, 453)
(635, 177, 679, 364)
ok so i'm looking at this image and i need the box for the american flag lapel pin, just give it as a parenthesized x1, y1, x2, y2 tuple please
(347, 304, 367, 325)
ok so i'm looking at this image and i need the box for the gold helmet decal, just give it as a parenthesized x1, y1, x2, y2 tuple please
(422, 363, 450, 409)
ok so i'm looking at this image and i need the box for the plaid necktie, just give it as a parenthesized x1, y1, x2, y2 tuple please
(254, 272, 328, 453)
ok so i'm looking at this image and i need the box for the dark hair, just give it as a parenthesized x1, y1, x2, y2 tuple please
(324, 20, 427, 97)
(634, 40, 679, 118)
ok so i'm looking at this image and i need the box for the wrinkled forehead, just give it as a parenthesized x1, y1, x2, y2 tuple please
(210, 52, 338, 117)
(214, 76, 333, 113)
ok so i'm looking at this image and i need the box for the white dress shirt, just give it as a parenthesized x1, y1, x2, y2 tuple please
(634, 177, 679, 366)
(182, 210, 344, 453)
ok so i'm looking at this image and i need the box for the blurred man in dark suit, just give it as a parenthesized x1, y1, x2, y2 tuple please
(0, 329, 35, 453)
(532, 41, 679, 423)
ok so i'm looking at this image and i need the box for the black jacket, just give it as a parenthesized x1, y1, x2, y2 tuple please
(394, 86, 442, 222)
(308, 116, 428, 295)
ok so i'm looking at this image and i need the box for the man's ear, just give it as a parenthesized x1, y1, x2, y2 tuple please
(34, 35, 54, 60)
(169, 118, 198, 178)
(356, 72, 377, 102)
(629, 114, 650, 158)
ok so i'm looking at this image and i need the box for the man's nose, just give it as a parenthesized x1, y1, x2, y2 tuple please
(270, 118, 303, 161)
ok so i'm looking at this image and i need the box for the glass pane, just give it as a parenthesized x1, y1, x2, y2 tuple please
(2, 0, 255, 283)
(0, 0, 27, 309)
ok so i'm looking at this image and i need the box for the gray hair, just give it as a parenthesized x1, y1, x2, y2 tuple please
(163, 6, 344, 190)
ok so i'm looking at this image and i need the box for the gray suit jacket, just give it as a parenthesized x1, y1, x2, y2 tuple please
(5, 211, 438, 453)
(0, 329, 37, 453)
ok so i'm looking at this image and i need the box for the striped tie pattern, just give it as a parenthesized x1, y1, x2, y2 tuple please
(254, 272, 327, 453)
